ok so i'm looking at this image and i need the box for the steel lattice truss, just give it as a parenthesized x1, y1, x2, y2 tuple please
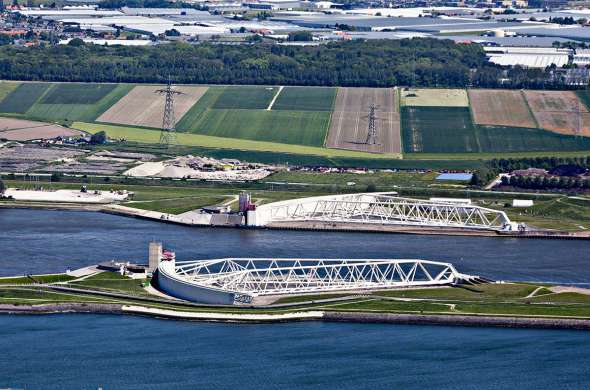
(259, 193, 511, 230)
(173, 258, 461, 296)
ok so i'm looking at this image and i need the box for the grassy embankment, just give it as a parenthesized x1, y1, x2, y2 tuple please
(4, 172, 590, 229)
(0, 272, 589, 319)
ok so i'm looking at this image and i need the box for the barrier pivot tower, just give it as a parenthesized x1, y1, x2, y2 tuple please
(156, 76, 182, 147)
(366, 104, 377, 145)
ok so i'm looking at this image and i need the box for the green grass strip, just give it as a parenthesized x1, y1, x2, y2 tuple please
(73, 121, 403, 159)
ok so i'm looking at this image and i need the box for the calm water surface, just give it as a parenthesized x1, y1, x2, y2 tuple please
(0, 208, 589, 283)
(1, 208, 590, 389)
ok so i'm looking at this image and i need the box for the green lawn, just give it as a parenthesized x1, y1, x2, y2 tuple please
(70, 272, 150, 296)
(74, 122, 401, 159)
(0, 273, 75, 285)
(264, 171, 440, 188)
(272, 86, 336, 111)
(127, 195, 230, 214)
(402, 106, 590, 154)
(374, 284, 538, 301)
(213, 86, 278, 109)
(192, 109, 330, 146)
(0, 83, 50, 114)
(40, 83, 117, 104)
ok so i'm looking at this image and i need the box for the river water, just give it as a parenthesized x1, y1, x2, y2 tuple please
(1, 208, 589, 284)
(1, 208, 590, 389)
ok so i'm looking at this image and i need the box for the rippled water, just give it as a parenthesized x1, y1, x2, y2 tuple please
(1, 314, 589, 390)
(1, 209, 590, 389)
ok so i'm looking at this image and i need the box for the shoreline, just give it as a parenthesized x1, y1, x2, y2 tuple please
(1, 201, 589, 240)
(1, 303, 589, 330)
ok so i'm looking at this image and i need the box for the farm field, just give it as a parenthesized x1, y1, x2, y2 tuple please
(400, 88, 468, 107)
(523, 90, 590, 136)
(40, 83, 116, 104)
(402, 107, 476, 153)
(0, 117, 83, 140)
(402, 106, 590, 153)
(1, 81, 590, 159)
(0, 81, 19, 102)
(25, 84, 133, 124)
(272, 87, 336, 111)
(0, 83, 50, 114)
(326, 87, 401, 154)
(97, 85, 208, 128)
(468, 89, 537, 128)
(212, 86, 278, 109)
(74, 122, 402, 159)
(192, 109, 330, 146)
(175, 85, 333, 147)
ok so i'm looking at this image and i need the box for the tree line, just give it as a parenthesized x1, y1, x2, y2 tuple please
(502, 175, 590, 190)
(470, 156, 590, 190)
(0, 39, 568, 88)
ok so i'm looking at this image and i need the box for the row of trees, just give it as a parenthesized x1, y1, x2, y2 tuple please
(468, 156, 590, 190)
(0, 38, 562, 88)
(489, 157, 590, 172)
(502, 175, 590, 190)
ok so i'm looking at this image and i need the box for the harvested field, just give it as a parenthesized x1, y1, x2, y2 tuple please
(272, 87, 336, 111)
(0, 117, 83, 141)
(401, 88, 468, 107)
(326, 87, 401, 154)
(97, 85, 208, 128)
(0, 83, 50, 114)
(469, 89, 537, 128)
(523, 90, 590, 136)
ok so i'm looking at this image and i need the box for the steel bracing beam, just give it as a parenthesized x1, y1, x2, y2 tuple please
(260, 193, 510, 230)
(172, 258, 461, 297)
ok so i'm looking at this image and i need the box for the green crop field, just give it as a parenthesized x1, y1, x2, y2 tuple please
(40, 83, 117, 104)
(192, 109, 330, 146)
(176, 86, 225, 131)
(212, 86, 278, 109)
(402, 107, 477, 153)
(402, 106, 590, 154)
(272, 87, 336, 111)
(24, 84, 133, 124)
(576, 90, 590, 110)
(0, 81, 19, 103)
(0, 83, 50, 114)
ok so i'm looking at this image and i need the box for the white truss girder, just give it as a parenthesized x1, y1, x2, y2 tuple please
(255, 193, 511, 230)
(172, 258, 462, 297)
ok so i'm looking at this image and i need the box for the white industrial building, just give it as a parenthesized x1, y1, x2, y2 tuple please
(573, 49, 590, 67)
(484, 46, 571, 68)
